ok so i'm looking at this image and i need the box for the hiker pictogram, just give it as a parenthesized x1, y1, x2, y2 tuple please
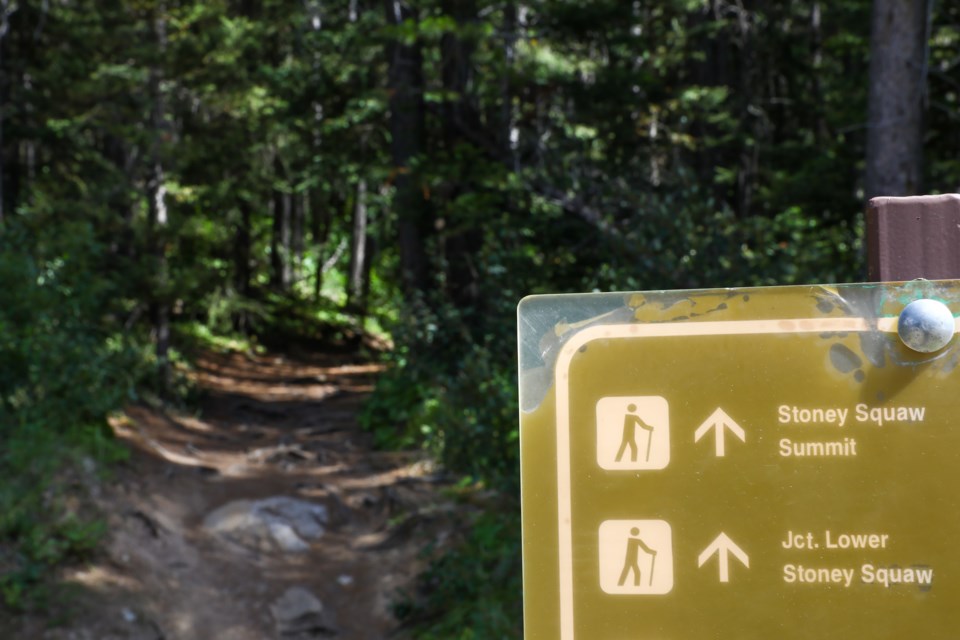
(616, 404, 656, 463)
(596, 396, 670, 470)
(599, 519, 674, 595)
(618, 527, 657, 587)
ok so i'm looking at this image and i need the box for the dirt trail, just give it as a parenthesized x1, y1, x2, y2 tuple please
(11, 349, 454, 640)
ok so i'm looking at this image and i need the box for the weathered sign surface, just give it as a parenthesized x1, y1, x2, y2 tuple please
(518, 280, 960, 639)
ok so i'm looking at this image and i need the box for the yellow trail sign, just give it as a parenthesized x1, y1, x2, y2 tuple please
(518, 281, 960, 639)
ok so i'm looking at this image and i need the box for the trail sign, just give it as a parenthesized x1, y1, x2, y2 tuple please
(518, 280, 960, 639)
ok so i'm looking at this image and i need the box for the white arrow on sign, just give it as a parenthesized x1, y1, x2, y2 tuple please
(698, 533, 750, 583)
(694, 407, 746, 457)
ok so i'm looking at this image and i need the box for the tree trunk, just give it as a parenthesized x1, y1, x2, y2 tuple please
(688, 1, 724, 196)
(270, 186, 281, 288)
(147, 3, 171, 390)
(502, 1, 519, 170)
(441, 0, 479, 145)
(282, 189, 292, 288)
(347, 178, 369, 315)
(292, 191, 305, 286)
(270, 156, 291, 291)
(809, 1, 830, 143)
(0, 42, 5, 227)
(104, 134, 136, 259)
(0, 0, 12, 225)
(306, 0, 325, 298)
(440, 0, 483, 310)
(384, 0, 428, 295)
(864, 0, 929, 199)
(22, 72, 33, 183)
(310, 190, 331, 300)
(233, 200, 252, 333)
(733, 1, 757, 218)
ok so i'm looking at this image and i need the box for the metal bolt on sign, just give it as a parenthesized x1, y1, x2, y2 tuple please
(898, 299, 956, 353)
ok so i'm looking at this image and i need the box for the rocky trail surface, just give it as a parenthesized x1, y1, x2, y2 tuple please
(8, 349, 456, 639)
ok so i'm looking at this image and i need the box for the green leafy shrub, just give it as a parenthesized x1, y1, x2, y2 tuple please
(360, 293, 520, 487)
(0, 222, 142, 610)
(359, 280, 526, 636)
(395, 508, 522, 639)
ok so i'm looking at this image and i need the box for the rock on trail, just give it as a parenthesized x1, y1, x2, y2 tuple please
(204, 496, 329, 554)
(271, 586, 337, 638)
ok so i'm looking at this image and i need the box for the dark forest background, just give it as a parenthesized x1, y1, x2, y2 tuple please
(0, 0, 957, 636)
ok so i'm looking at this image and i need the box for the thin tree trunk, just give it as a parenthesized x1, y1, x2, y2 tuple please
(104, 134, 135, 259)
(809, 1, 830, 143)
(292, 191, 305, 285)
(441, 0, 479, 144)
(441, 0, 482, 310)
(688, 2, 721, 194)
(306, 1, 325, 298)
(22, 72, 33, 182)
(502, 1, 519, 170)
(270, 156, 288, 290)
(310, 192, 324, 299)
(0, 0, 12, 225)
(864, 0, 929, 199)
(312, 190, 339, 300)
(149, 174, 171, 386)
(282, 187, 292, 288)
(734, 1, 756, 218)
(233, 200, 252, 333)
(270, 190, 280, 286)
(0, 42, 5, 227)
(147, 3, 171, 390)
(384, 0, 428, 295)
(347, 178, 368, 314)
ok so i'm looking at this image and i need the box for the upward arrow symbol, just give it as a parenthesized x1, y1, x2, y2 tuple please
(694, 408, 746, 457)
(698, 533, 750, 583)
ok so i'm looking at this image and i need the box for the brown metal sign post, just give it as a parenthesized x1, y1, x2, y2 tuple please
(867, 194, 960, 281)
